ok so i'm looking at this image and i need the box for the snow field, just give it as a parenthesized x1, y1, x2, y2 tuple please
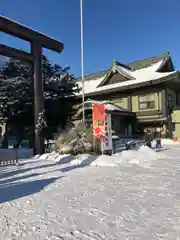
(0, 140, 180, 239)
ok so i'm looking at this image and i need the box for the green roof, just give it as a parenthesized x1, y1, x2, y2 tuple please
(127, 52, 170, 70)
(77, 52, 171, 81)
(76, 70, 108, 81)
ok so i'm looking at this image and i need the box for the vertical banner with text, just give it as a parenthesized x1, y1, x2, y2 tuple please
(92, 104, 106, 140)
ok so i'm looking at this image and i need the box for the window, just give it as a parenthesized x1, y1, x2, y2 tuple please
(167, 94, 173, 109)
(139, 94, 155, 110)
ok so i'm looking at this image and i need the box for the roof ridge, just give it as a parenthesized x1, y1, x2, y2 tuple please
(127, 52, 170, 66)
(76, 69, 108, 80)
(114, 60, 132, 70)
(76, 52, 171, 80)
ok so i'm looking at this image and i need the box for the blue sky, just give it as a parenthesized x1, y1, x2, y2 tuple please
(1, 0, 180, 76)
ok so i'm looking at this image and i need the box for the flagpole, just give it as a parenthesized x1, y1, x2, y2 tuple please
(80, 0, 85, 122)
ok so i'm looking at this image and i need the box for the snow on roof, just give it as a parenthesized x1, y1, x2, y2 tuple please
(74, 100, 131, 117)
(116, 65, 134, 79)
(132, 60, 163, 78)
(76, 76, 105, 94)
(92, 72, 175, 94)
(76, 60, 176, 96)
(84, 100, 128, 112)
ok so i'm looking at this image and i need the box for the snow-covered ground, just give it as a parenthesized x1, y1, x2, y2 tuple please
(1, 143, 180, 239)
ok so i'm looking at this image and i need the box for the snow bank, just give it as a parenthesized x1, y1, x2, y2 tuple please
(36, 146, 159, 168)
(161, 138, 180, 145)
(70, 146, 159, 167)
(71, 154, 116, 167)
(34, 139, 179, 167)
(151, 138, 180, 147)
(38, 152, 70, 161)
(114, 145, 159, 166)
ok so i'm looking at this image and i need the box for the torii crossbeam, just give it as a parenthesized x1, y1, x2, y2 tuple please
(0, 16, 64, 154)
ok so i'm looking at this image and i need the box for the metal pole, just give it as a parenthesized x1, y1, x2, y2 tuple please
(80, 0, 85, 122)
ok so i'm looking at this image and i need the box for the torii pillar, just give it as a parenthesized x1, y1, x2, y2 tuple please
(0, 16, 64, 154)
(31, 42, 44, 154)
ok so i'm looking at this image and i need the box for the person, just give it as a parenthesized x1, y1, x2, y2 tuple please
(145, 129, 152, 148)
(161, 125, 167, 138)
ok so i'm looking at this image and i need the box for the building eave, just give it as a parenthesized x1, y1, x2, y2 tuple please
(76, 72, 178, 98)
(74, 100, 134, 118)
(137, 117, 168, 123)
(107, 109, 136, 117)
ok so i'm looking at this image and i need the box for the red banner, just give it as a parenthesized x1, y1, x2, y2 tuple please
(93, 104, 106, 139)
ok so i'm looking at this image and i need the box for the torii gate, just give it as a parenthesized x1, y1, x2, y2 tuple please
(0, 16, 64, 154)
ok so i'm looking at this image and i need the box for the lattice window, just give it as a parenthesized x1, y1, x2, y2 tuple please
(139, 94, 155, 110)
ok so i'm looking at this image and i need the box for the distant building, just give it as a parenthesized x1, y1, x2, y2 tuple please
(75, 53, 180, 139)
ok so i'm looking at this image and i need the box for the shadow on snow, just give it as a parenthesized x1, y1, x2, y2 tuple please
(60, 155, 99, 173)
(0, 162, 56, 180)
(0, 176, 63, 204)
(155, 148, 170, 152)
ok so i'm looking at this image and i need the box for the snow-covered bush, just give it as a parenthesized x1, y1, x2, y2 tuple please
(55, 122, 100, 155)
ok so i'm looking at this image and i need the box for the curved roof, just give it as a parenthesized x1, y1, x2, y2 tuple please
(76, 55, 177, 96)
(76, 52, 171, 81)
